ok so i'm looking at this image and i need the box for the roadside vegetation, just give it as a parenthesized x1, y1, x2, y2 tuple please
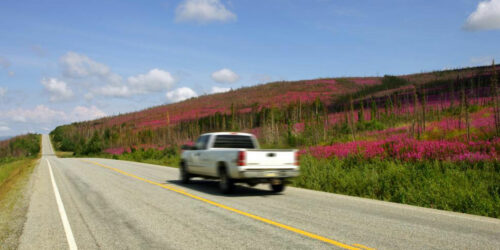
(293, 155, 499, 218)
(0, 134, 41, 186)
(50, 64, 500, 218)
(0, 134, 41, 248)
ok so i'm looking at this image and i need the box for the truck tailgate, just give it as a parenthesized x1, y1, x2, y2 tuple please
(245, 150, 295, 166)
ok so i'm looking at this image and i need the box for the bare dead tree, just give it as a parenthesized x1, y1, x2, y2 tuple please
(421, 86, 427, 132)
(349, 95, 356, 141)
(412, 85, 419, 139)
(492, 61, 500, 136)
(465, 80, 471, 142)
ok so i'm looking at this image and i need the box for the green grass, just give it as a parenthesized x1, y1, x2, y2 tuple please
(0, 157, 39, 248)
(292, 155, 500, 218)
(0, 158, 37, 187)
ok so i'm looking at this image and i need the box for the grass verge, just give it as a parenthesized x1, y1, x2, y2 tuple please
(0, 158, 39, 248)
(292, 155, 500, 218)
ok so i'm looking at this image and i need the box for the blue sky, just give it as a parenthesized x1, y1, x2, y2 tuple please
(0, 0, 499, 137)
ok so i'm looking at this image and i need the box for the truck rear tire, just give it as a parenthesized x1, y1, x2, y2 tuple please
(180, 163, 191, 184)
(219, 168, 234, 194)
(270, 183, 285, 193)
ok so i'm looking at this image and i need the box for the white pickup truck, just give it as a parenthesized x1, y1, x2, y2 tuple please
(180, 132, 300, 193)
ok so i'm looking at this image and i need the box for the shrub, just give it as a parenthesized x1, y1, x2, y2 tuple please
(0, 134, 40, 158)
(80, 133, 102, 155)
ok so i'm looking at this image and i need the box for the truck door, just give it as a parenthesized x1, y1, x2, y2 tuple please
(197, 135, 215, 176)
(191, 135, 209, 174)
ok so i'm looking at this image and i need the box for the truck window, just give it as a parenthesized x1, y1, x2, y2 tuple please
(212, 135, 256, 149)
(195, 135, 209, 150)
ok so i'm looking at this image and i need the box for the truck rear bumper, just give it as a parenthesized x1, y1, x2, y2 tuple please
(237, 169, 300, 179)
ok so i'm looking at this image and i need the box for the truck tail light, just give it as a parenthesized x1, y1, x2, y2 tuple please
(238, 151, 246, 166)
(294, 151, 300, 166)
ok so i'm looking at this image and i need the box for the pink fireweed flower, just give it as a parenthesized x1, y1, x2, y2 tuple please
(307, 135, 498, 162)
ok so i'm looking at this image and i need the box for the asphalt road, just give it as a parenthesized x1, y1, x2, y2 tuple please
(17, 135, 500, 249)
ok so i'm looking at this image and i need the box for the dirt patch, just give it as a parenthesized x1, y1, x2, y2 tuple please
(0, 158, 38, 250)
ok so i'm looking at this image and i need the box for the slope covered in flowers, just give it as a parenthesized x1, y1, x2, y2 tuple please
(95, 77, 381, 130)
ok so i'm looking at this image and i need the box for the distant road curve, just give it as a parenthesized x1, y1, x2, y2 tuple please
(18, 135, 500, 249)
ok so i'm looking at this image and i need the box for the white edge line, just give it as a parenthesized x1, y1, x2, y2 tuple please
(47, 159, 78, 250)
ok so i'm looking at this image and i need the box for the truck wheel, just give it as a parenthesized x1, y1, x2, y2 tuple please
(219, 169, 234, 194)
(180, 164, 191, 184)
(270, 183, 285, 193)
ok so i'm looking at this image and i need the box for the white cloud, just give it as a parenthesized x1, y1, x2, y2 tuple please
(128, 68, 176, 94)
(95, 69, 176, 97)
(166, 87, 198, 103)
(175, 0, 236, 23)
(0, 126, 10, 132)
(4, 105, 67, 124)
(84, 92, 94, 100)
(211, 86, 230, 93)
(58, 52, 178, 99)
(464, 0, 500, 31)
(60, 51, 121, 84)
(70, 105, 106, 121)
(41, 77, 74, 102)
(211, 68, 239, 83)
(95, 85, 132, 97)
(0, 87, 6, 98)
(1, 105, 106, 124)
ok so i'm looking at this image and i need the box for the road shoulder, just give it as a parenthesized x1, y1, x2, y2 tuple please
(0, 158, 39, 249)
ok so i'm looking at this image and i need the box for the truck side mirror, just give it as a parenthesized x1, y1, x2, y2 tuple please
(181, 145, 192, 150)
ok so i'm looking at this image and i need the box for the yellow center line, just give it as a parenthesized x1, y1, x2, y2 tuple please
(82, 160, 369, 250)
(352, 243, 376, 250)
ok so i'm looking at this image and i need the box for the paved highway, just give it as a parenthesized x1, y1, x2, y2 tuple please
(18, 135, 500, 249)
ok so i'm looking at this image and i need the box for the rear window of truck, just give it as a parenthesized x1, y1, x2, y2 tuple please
(212, 135, 256, 149)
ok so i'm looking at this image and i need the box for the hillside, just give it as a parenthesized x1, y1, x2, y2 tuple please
(79, 64, 498, 131)
(91, 76, 381, 130)
(53, 64, 500, 151)
(50, 63, 500, 217)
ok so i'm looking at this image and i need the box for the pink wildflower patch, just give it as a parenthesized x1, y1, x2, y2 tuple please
(293, 122, 305, 133)
(307, 135, 498, 163)
(104, 147, 127, 155)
